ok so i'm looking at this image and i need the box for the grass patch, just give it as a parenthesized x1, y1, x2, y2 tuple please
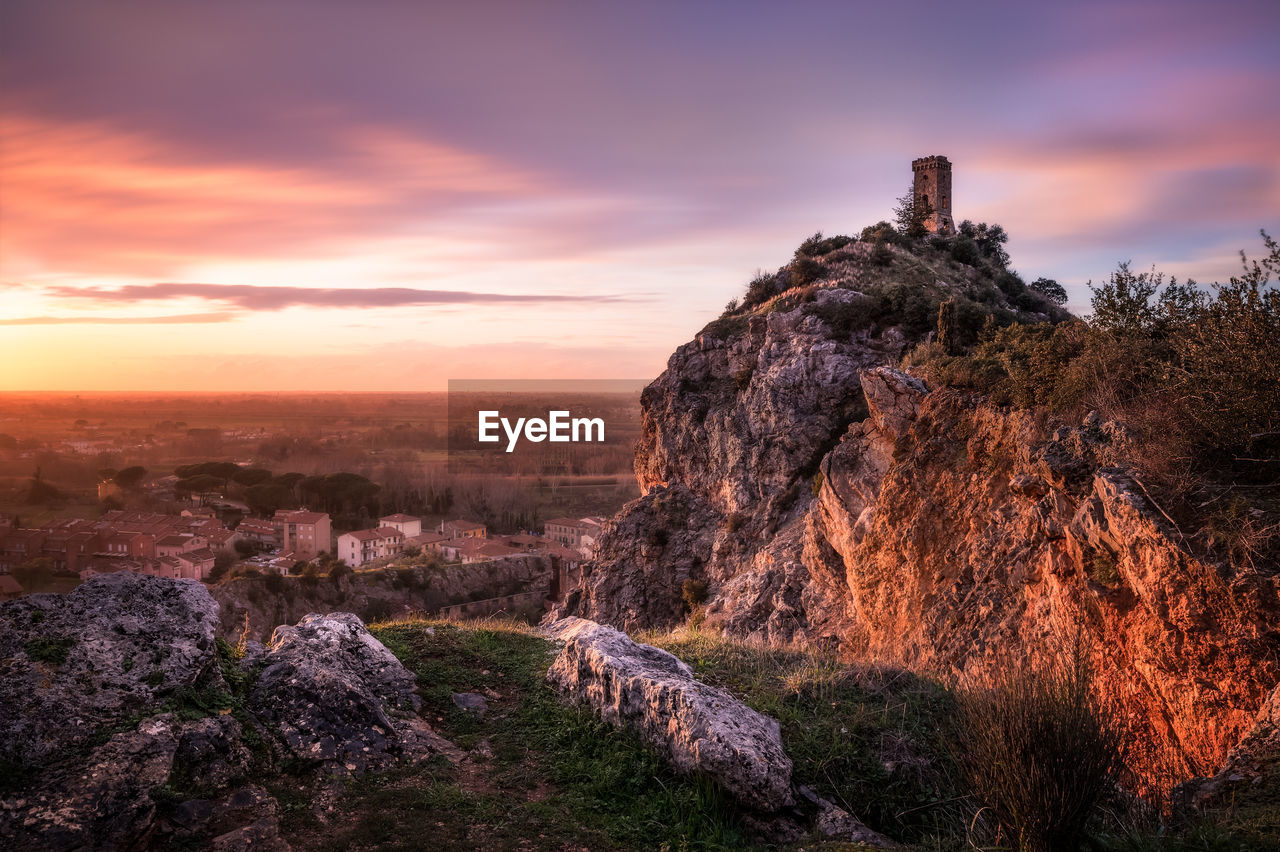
(24, 635, 74, 666)
(289, 617, 756, 851)
(645, 626, 967, 846)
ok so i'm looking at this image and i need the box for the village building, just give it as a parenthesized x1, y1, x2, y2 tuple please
(0, 529, 47, 572)
(544, 517, 603, 557)
(0, 574, 24, 600)
(156, 533, 204, 559)
(404, 531, 447, 552)
(176, 548, 216, 580)
(440, 519, 486, 540)
(272, 509, 331, 560)
(236, 518, 280, 548)
(337, 526, 406, 567)
(378, 513, 422, 538)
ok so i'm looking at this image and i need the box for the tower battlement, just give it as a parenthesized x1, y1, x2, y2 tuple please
(911, 155, 951, 171)
(911, 155, 955, 235)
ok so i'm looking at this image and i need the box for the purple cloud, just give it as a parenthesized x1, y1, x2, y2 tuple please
(43, 283, 641, 310)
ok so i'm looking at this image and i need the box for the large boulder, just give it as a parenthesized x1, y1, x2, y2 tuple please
(0, 575, 439, 849)
(544, 617, 793, 811)
(0, 572, 221, 767)
(249, 611, 425, 774)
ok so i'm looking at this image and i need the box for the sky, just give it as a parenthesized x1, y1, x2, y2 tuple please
(1, 0, 1277, 391)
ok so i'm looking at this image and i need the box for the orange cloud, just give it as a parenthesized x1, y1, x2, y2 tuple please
(0, 114, 546, 279)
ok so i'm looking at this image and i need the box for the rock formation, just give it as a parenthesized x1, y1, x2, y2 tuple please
(0, 575, 447, 850)
(0, 572, 221, 767)
(249, 612, 434, 775)
(545, 616, 794, 812)
(558, 243, 1280, 788)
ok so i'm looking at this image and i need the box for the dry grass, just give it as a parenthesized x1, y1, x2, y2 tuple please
(955, 644, 1125, 852)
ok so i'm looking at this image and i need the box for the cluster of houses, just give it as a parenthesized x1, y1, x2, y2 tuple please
(0, 509, 234, 582)
(335, 514, 604, 571)
(0, 504, 607, 599)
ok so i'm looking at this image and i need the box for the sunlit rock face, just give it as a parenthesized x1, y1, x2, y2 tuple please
(562, 265, 1280, 788)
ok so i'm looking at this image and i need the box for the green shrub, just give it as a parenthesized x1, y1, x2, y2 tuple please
(996, 270, 1027, 299)
(804, 295, 872, 339)
(329, 562, 352, 586)
(1031, 277, 1068, 305)
(742, 270, 781, 308)
(950, 236, 982, 266)
(859, 220, 901, 245)
(955, 646, 1123, 852)
(1203, 496, 1279, 569)
(868, 282, 939, 334)
(697, 312, 748, 341)
(24, 636, 74, 666)
(870, 241, 895, 267)
(796, 231, 855, 257)
(790, 256, 829, 287)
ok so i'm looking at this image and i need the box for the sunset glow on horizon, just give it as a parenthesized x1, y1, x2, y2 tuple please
(2, 0, 1277, 391)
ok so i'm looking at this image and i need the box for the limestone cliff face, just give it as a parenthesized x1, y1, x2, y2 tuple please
(562, 261, 1280, 785)
(811, 370, 1280, 781)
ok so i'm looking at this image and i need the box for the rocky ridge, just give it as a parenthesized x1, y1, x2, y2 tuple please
(558, 238, 1280, 789)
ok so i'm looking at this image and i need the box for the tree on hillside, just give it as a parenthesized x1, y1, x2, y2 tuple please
(894, 188, 932, 239)
(959, 220, 1010, 267)
(1170, 230, 1280, 449)
(1030, 278, 1068, 305)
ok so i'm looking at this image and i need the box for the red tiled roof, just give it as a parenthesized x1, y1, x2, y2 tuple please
(276, 511, 329, 524)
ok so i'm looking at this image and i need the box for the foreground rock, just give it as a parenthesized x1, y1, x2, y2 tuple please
(250, 612, 429, 775)
(0, 572, 220, 766)
(545, 617, 793, 811)
(0, 576, 442, 850)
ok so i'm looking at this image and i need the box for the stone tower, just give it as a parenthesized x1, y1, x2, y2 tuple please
(911, 155, 955, 235)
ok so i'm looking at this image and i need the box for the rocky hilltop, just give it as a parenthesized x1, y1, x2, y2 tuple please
(559, 236, 1280, 786)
